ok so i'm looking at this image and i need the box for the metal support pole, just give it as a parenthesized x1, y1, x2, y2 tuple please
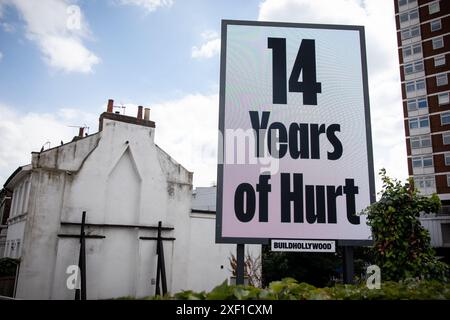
(75, 211, 87, 300)
(236, 243, 245, 285)
(155, 226, 161, 296)
(158, 222, 167, 295)
(155, 221, 168, 296)
(343, 246, 354, 284)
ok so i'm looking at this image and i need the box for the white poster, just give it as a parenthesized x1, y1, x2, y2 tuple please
(216, 20, 375, 243)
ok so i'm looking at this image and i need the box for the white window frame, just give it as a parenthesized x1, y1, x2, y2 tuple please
(406, 81, 416, 92)
(412, 43, 422, 54)
(415, 176, 435, 189)
(433, 37, 444, 50)
(439, 92, 450, 105)
(416, 79, 426, 90)
(429, 2, 440, 15)
(412, 155, 433, 168)
(410, 135, 431, 149)
(418, 97, 428, 108)
(434, 55, 446, 67)
(445, 153, 450, 166)
(443, 132, 450, 145)
(430, 19, 442, 32)
(410, 116, 429, 129)
(441, 112, 450, 125)
(423, 155, 433, 167)
(437, 74, 448, 86)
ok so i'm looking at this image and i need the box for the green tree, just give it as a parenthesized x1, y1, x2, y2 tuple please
(361, 169, 449, 282)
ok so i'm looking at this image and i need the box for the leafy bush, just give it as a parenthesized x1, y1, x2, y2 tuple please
(361, 169, 449, 282)
(140, 277, 450, 300)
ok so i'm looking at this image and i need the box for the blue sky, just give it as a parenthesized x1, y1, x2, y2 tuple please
(0, 0, 260, 112)
(0, 0, 407, 189)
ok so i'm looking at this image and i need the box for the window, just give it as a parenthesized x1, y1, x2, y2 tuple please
(408, 99, 417, 111)
(403, 46, 412, 58)
(439, 93, 450, 105)
(399, 0, 407, 6)
(409, 116, 429, 129)
(447, 176, 450, 187)
(400, 9, 419, 24)
(410, 118, 419, 129)
(429, 2, 440, 15)
(416, 79, 426, 90)
(415, 176, 435, 189)
(412, 155, 433, 168)
(410, 135, 431, 149)
(423, 156, 433, 167)
(445, 154, 450, 166)
(406, 79, 426, 93)
(412, 43, 422, 54)
(437, 74, 448, 86)
(430, 19, 442, 32)
(401, 26, 421, 40)
(400, 13, 409, 23)
(434, 55, 446, 67)
(414, 61, 424, 72)
(441, 112, 450, 125)
(443, 132, 450, 145)
(433, 37, 444, 50)
(404, 60, 423, 75)
(401, 29, 410, 41)
(419, 116, 429, 127)
(409, 9, 418, 21)
(410, 26, 420, 38)
(405, 63, 414, 74)
(403, 43, 422, 59)
(412, 157, 422, 167)
(408, 97, 428, 111)
(418, 97, 427, 108)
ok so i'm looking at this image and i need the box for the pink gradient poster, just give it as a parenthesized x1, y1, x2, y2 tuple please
(216, 20, 375, 243)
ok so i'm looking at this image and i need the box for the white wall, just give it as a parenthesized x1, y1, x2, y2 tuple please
(186, 212, 261, 292)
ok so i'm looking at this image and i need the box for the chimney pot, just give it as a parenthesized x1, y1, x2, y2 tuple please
(144, 108, 150, 121)
(107, 99, 114, 113)
(78, 127, 84, 137)
(137, 106, 143, 119)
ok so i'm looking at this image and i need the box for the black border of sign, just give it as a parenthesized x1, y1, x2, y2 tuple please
(216, 19, 376, 246)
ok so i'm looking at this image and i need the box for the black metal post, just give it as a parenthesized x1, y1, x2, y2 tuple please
(236, 243, 245, 285)
(155, 221, 168, 296)
(155, 227, 161, 296)
(75, 211, 87, 300)
(343, 246, 354, 284)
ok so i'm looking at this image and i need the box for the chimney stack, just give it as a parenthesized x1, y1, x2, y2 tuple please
(137, 106, 143, 119)
(144, 108, 150, 121)
(78, 127, 84, 137)
(107, 99, 114, 113)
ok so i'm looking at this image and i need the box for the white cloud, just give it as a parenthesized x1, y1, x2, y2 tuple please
(192, 30, 221, 59)
(0, 103, 98, 185)
(117, 94, 219, 187)
(258, 0, 407, 190)
(0, 94, 218, 188)
(3, 0, 99, 73)
(0, 51, 3, 61)
(116, 0, 173, 12)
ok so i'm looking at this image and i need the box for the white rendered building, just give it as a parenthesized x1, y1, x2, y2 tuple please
(1, 100, 260, 299)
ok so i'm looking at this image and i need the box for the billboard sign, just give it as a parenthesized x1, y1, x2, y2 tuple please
(216, 20, 375, 244)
